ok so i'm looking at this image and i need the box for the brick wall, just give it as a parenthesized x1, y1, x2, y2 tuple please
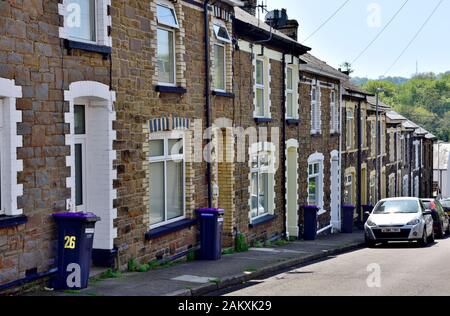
(0, 0, 110, 285)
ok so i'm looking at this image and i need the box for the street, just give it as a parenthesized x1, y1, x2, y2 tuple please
(223, 237, 450, 296)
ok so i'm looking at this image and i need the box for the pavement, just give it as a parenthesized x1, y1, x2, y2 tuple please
(223, 236, 450, 296)
(29, 231, 365, 296)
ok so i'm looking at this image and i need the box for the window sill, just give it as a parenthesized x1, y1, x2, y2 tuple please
(249, 214, 276, 229)
(145, 218, 196, 241)
(254, 117, 272, 124)
(212, 90, 235, 98)
(155, 85, 187, 94)
(64, 39, 112, 58)
(286, 119, 300, 125)
(0, 215, 28, 229)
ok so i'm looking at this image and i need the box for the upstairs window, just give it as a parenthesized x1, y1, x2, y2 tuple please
(371, 120, 376, 156)
(213, 23, 231, 43)
(330, 90, 339, 133)
(66, 0, 96, 42)
(156, 2, 179, 85)
(389, 132, 395, 162)
(254, 58, 270, 118)
(156, 3, 179, 28)
(60, 0, 111, 47)
(346, 110, 354, 150)
(285, 65, 299, 119)
(311, 85, 321, 133)
(212, 22, 231, 92)
(361, 110, 366, 147)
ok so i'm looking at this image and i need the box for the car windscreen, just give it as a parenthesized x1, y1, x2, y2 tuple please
(441, 200, 450, 208)
(373, 200, 420, 214)
(422, 201, 431, 209)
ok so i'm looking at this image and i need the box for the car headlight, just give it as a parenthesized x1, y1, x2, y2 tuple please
(407, 218, 420, 226)
(366, 219, 377, 227)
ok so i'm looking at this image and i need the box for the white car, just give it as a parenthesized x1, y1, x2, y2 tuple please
(364, 197, 435, 247)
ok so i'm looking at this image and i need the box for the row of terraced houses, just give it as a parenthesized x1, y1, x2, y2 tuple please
(0, 0, 435, 291)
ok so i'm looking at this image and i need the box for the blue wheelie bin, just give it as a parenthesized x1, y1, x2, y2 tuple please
(303, 205, 319, 240)
(52, 212, 100, 290)
(342, 205, 355, 233)
(196, 208, 224, 260)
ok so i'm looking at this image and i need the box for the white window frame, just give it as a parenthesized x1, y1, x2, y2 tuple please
(310, 85, 321, 134)
(0, 100, 3, 215)
(74, 103, 88, 212)
(157, 25, 177, 87)
(307, 153, 324, 213)
(398, 134, 403, 162)
(360, 110, 366, 147)
(285, 64, 299, 120)
(0, 79, 23, 217)
(156, 0, 179, 87)
(403, 175, 409, 196)
(380, 121, 385, 156)
(330, 90, 339, 133)
(389, 132, 395, 162)
(156, 2, 179, 29)
(371, 120, 376, 156)
(388, 174, 396, 197)
(370, 172, 376, 205)
(213, 23, 231, 44)
(414, 141, 419, 170)
(59, 0, 111, 47)
(346, 109, 354, 150)
(249, 142, 276, 221)
(149, 131, 186, 229)
(213, 43, 226, 92)
(254, 57, 270, 118)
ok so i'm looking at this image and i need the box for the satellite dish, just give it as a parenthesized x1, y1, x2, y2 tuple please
(265, 9, 288, 28)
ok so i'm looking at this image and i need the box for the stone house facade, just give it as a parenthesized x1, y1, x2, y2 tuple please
(0, 0, 437, 293)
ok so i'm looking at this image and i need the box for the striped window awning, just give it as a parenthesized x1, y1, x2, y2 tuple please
(149, 115, 190, 133)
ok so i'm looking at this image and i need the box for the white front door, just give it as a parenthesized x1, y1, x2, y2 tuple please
(286, 146, 298, 238)
(330, 152, 340, 231)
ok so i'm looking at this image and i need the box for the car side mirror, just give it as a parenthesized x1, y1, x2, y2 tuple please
(364, 211, 371, 217)
(423, 210, 433, 216)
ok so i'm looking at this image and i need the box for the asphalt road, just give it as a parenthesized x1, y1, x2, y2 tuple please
(223, 237, 450, 296)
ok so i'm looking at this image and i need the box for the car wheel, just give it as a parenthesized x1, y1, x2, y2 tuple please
(429, 230, 436, 243)
(365, 238, 376, 248)
(437, 223, 445, 239)
(418, 228, 428, 247)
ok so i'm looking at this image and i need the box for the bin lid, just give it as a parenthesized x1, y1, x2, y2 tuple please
(196, 208, 224, 215)
(302, 205, 320, 211)
(52, 212, 100, 222)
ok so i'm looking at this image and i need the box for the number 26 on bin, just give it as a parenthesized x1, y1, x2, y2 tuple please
(64, 236, 76, 249)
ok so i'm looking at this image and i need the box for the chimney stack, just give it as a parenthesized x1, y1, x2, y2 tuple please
(266, 9, 300, 41)
(242, 0, 258, 16)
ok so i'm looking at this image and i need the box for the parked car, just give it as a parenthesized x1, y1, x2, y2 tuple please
(440, 198, 450, 214)
(364, 198, 434, 247)
(421, 199, 450, 238)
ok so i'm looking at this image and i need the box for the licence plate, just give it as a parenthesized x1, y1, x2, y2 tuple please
(382, 228, 401, 233)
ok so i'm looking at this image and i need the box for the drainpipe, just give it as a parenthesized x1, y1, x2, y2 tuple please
(204, 0, 213, 208)
(356, 99, 362, 223)
(281, 54, 287, 239)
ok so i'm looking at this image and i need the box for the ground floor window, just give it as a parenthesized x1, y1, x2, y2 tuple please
(307, 153, 324, 211)
(344, 174, 354, 205)
(369, 172, 376, 205)
(403, 175, 409, 196)
(149, 132, 185, 227)
(0, 78, 22, 216)
(389, 174, 396, 197)
(249, 143, 275, 220)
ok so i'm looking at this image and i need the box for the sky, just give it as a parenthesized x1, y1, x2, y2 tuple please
(262, 0, 450, 79)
